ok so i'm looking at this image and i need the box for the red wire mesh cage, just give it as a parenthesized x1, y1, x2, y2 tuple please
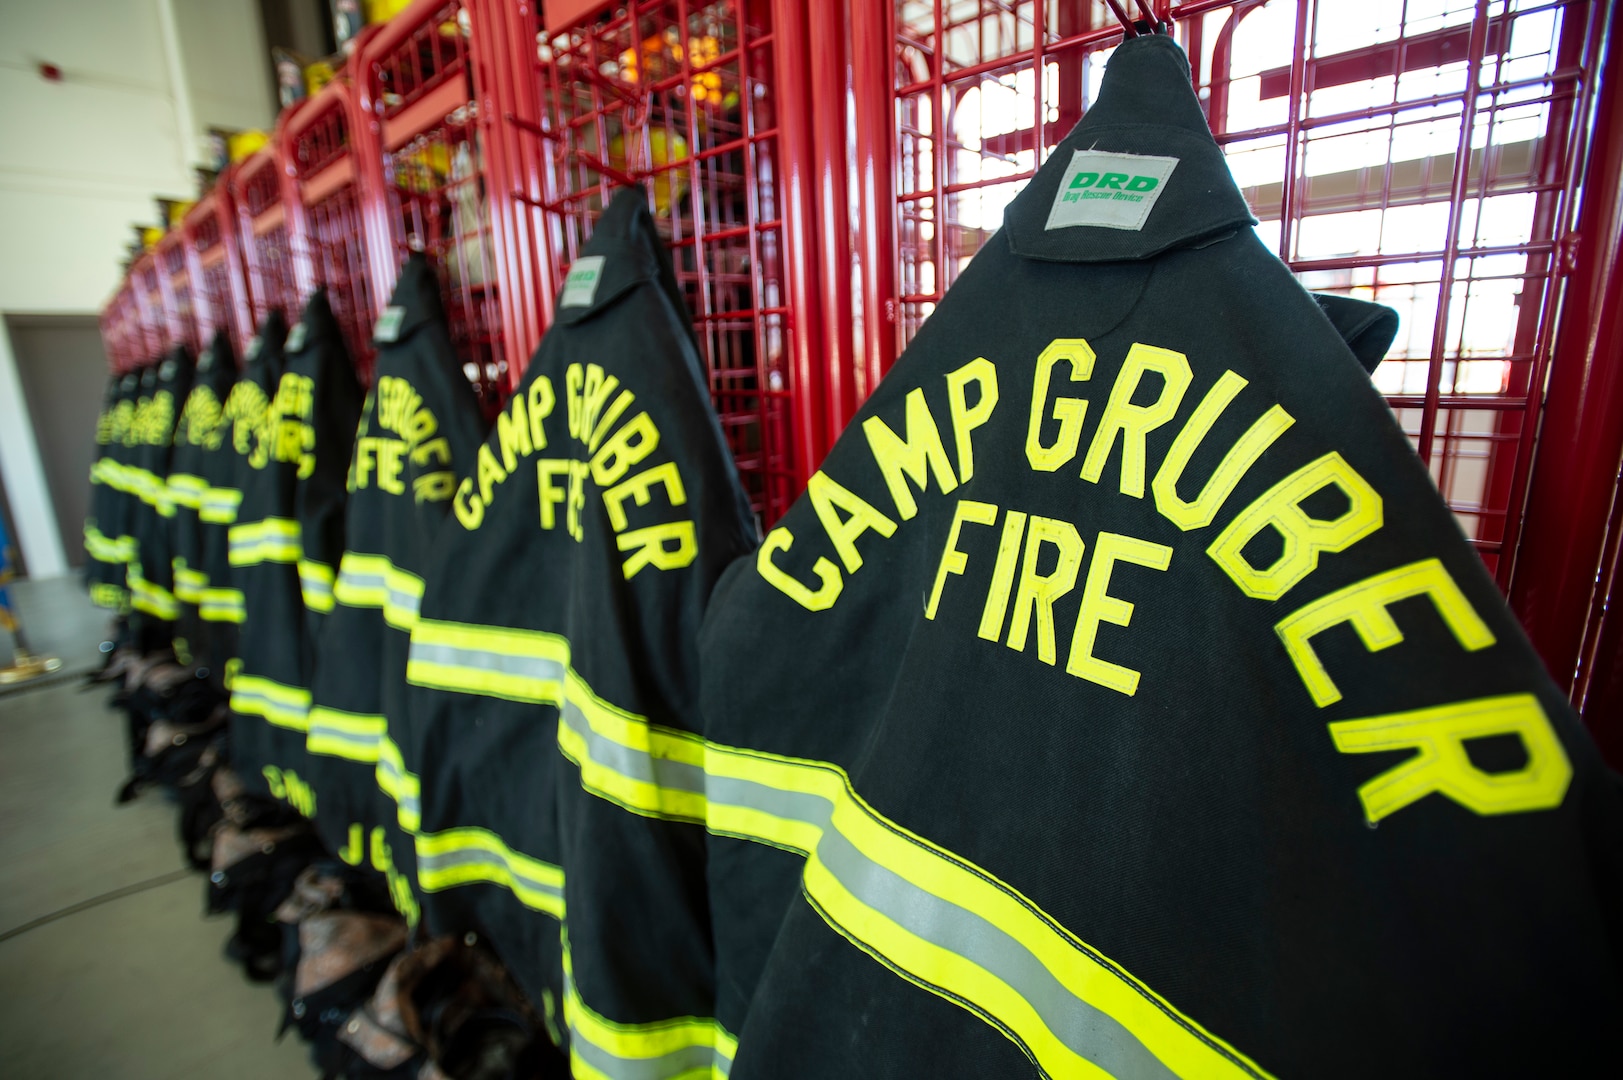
(182, 177, 252, 358)
(500, 0, 812, 526)
(231, 148, 301, 336)
(359, 0, 510, 410)
(156, 230, 201, 358)
(133, 253, 168, 364)
(877, 0, 1601, 591)
(101, 280, 140, 374)
(284, 80, 381, 379)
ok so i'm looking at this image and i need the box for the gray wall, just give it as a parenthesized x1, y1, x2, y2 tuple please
(5, 316, 108, 570)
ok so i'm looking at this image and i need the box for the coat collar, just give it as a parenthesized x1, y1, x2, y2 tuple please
(1004, 35, 1256, 263)
(372, 253, 447, 348)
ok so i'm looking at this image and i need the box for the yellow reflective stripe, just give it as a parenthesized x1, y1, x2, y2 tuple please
(129, 577, 180, 620)
(198, 586, 246, 624)
(562, 942, 736, 1080)
(333, 553, 424, 631)
(84, 526, 130, 565)
(375, 734, 421, 832)
(229, 517, 303, 566)
(307, 706, 385, 762)
(200, 485, 243, 524)
(173, 562, 209, 603)
(564, 700, 1270, 1079)
(230, 675, 311, 731)
(89, 583, 130, 611)
(168, 473, 207, 510)
(414, 826, 564, 918)
(299, 559, 336, 613)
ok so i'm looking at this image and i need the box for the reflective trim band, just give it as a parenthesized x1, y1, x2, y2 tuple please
(229, 517, 303, 566)
(200, 485, 243, 524)
(414, 826, 564, 918)
(89, 583, 130, 611)
(84, 526, 134, 565)
(551, 667, 1270, 1079)
(230, 675, 312, 732)
(198, 586, 246, 624)
(307, 707, 385, 762)
(127, 562, 180, 621)
(334, 553, 424, 631)
(299, 559, 336, 614)
(173, 562, 209, 604)
(376, 735, 421, 832)
(168, 473, 207, 510)
(563, 943, 736, 1080)
(406, 620, 568, 705)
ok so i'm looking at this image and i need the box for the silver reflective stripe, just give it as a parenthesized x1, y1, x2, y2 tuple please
(386, 583, 420, 619)
(338, 568, 386, 595)
(310, 725, 379, 751)
(557, 699, 706, 798)
(376, 755, 420, 820)
(567, 1022, 732, 1080)
(408, 642, 564, 683)
(417, 846, 564, 903)
(703, 772, 1180, 1080)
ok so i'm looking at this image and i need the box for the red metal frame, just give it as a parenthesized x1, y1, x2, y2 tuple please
(1510, 0, 1623, 738)
(356, 0, 511, 408)
(229, 147, 301, 335)
(132, 252, 167, 364)
(491, 0, 819, 525)
(283, 74, 381, 378)
(156, 230, 201, 358)
(180, 171, 254, 358)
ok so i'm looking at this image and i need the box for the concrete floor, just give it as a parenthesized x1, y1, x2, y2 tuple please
(0, 576, 311, 1078)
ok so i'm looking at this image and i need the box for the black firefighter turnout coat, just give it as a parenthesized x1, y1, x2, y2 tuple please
(197, 321, 284, 689)
(694, 34, 1623, 1080)
(167, 330, 240, 667)
(86, 372, 137, 611)
(227, 295, 362, 802)
(127, 346, 195, 631)
(303, 255, 488, 918)
(401, 191, 756, 1057)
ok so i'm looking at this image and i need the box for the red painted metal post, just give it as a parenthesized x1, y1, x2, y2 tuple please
(807, 0, 857, 454)
(769, 0, 827, 485)
(850, 0, 898, 387)
(1508, 0, 1623, 701)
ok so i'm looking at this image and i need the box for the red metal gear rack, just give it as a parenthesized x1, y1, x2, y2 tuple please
(230, 147, 302, 337)
(132, 252, 168, 365)
(180, 170, 254, 359)
(354, 0, 513, 410)
(100, 278, 141, 374)
(490, 0, 823, 526)
(156, 229, 202, 359)
(283, 75, 383, 380)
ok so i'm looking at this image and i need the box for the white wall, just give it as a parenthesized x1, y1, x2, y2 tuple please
(0, 0, 273, 575)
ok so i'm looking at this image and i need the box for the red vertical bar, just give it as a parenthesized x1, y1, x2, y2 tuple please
(808, 0, 857, 451)
(770, 0, 827, 485)
(1509, 0, 1623, 698)
(351, 30, 405, 328)
(851, 0, 899, 387)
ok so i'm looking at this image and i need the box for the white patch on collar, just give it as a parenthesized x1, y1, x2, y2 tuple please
(285, 322, 308, 353)
(373, 306, 406, 343)
(560, 256, 606, 308)
(1045, 150, 1179, 232)
(245, 336, 262, 360)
